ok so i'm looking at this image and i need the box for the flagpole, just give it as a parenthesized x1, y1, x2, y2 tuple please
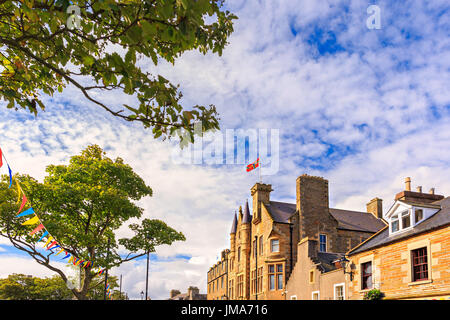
(259, 157, 262, 183)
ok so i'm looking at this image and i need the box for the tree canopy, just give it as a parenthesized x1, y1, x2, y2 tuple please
(0, 144, 185, 299)
(0, 0, 237, 145)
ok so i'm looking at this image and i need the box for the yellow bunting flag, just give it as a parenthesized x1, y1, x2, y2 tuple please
(16, 180, 22, 204)
(56, 248, 65, 256)
(43, 236, 54, 247)
(21, 215, 40, 226)
(68, 256, 74, 264)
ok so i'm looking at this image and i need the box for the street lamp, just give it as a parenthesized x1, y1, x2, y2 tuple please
(339, 255, 353, 281)
(140, 291, 144, 300)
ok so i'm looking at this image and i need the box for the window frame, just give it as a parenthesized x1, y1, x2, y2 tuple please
(312, 291, 320, 300)
(333, 283, 345, 300)
(411, 247, 428, 282)
(270, 239, 280, 253)
(319, 234, 327, 252)
(361, 261, 373, 290)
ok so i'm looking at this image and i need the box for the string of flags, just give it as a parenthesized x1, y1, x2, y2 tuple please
(0, 146, 113, 299)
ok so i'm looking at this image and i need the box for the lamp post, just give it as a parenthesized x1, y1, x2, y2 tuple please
(140, 291, 144, 300)
(339, 255, 353, 281)
(145, 251, 149, 300)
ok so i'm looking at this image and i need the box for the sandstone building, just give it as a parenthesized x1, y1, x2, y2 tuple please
(169, 286, 207, 300)
(346, 178, 450, 300)
(207, 174, 386, 300)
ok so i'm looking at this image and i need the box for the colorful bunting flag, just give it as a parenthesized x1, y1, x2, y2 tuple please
(43, 236, 54, 247)
(17, 207, 34, 218)
(21, 215, 40, 226)
(16, 194, 27, 215)
(29, 223, 44, 235)
(7, 164, 12, 188)
(37, 230, 49, 243)
(0, 147, 2, 168)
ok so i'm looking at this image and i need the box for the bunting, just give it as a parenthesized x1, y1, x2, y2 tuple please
(1, 145, 115, 298)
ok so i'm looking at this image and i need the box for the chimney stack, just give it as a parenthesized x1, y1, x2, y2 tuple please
(416, 186, 422, 193)
(405, 177, 411, 191)
(429, 188, 435, 195)
(366, 198, 383, 219)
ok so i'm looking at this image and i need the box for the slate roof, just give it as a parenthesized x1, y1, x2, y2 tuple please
(329, 208, 387, 233)
(230, 212, 237, 234)
(314, 251, 345, 273)
(349, 197, 450, 255)
(266, 201, 297, 223)
(265, 200, 386, 233)
(243, 200, 252, 223)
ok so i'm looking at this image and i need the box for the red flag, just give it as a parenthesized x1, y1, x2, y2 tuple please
(246, 158, 260, 172)
(29, 223, 44, 235)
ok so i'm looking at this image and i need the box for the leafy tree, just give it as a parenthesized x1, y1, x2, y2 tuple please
(0, 0, 237, 145)
(0, 273, 126, 300)
(0, 273, 73, 299)
(0, 144, 185, 300)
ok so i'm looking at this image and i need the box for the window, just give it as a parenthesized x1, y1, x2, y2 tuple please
(391, 214, 399, 232)
(319, 234, 327, 252)
(361, 261, 373, 290)
(228, 280, 234, 299)
(257, 267, 263, 293)
(237, 275, 244, 298)
(415, 209, 423, 223)
(268, 265, 275, 290)
(334, 283, 345, 300)
(412, 247, 428, 282)
(253, 239, 257, 257)
(238, 247, 241, 262)
(312, 291, 320, 300)
(309, 270, 314, 284)
(270, 239, 279, 252)
(401, 210, 411, 229)
(277, 264, 283, 290)
(268, 264, 283, 290)
(221, 276, 224, 288)
(251, 269, 257, 294)
(259, 236, 264, 256)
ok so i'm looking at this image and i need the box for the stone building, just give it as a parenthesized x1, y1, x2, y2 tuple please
(169, 286, 207, 300)
(207, 250, 229, 300)
(347, 178, 450, 300)
(207, 174, 386, 300)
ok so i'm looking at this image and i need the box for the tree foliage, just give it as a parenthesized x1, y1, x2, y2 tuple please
(0, 144, 185, 300)
(0, 273, 126, 300)
(0, 0, 237, 145)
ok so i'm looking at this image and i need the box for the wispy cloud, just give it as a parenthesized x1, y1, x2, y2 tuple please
(0, 0, 449, 299)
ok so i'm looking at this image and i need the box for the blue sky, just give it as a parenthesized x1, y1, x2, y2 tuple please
(1, 0, 450, 299)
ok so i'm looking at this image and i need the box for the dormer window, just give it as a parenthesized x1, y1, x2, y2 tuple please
(401, 210, 411, 228)
(414, 209, 423, 223)
(386, 200, 440, 236)
(391, 214, 399, 233)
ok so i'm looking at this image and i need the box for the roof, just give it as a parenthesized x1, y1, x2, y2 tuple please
(230, 212, 237, 234)
(349, 196, 450, 255)
(314, 251, 345, 273)
(243, 200, 252, 223)
(329, 208, 386, 233)
(266, 201, 297, 223)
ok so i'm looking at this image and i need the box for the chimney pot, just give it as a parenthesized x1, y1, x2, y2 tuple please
(429, 188, 435, 195)
(405, 177, 411, 191)
(416, 186, 422, 193)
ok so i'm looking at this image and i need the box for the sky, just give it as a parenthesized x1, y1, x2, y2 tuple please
(0, 0, 449, 299)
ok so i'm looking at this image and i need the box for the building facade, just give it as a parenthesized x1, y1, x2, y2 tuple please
(347, 179, 450, 300)
(207, 174, 386, 300)
(169, 286, 207, 300)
